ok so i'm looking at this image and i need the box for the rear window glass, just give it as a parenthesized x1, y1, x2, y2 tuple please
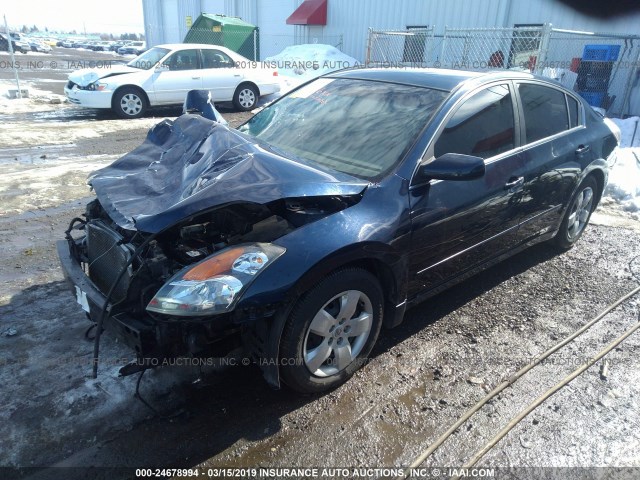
(519, 83, 569, 143)
(567, 95, 579, 128)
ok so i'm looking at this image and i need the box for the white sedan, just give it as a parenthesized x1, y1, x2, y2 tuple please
(64, 44, 280, 118)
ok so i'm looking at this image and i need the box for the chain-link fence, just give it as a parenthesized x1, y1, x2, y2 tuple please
(438, 26, 546, 71)
(543, 28, 640, 116)
(366, 24, 640, 117)
(366, 27, 435, 66)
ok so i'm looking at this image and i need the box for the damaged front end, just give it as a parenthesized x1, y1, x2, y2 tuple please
(58, 113, 367, 379)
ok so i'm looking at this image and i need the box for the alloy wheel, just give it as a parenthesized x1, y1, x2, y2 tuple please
(567, 186, 594, 241)
(303, 289, 373, 377)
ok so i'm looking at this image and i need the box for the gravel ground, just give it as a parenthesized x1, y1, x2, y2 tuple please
(1, 48, 639, 479)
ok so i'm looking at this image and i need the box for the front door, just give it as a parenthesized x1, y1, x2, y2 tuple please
(408, 83, 526, 295)
(152, 48, 203, 105)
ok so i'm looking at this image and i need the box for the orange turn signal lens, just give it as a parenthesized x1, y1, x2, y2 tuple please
(183, 247, 246, 281)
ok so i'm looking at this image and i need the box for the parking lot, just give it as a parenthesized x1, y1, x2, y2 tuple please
(1, 47, 640, 478)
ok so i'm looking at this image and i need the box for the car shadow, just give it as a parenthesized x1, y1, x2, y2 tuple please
(375, 242, 561, 352)
(6, 243, 561, 479)
(26, 104, 240, 123)
(35, 106, 186, 122)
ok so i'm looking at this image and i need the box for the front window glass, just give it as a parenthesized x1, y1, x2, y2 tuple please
(434, 84, 514, 159)
(163, 49, 201, 71)
(127, 47, 170, 70)
(238, 78, 447, 179)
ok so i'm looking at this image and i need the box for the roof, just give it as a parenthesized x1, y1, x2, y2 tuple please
(327, 68, 538, 91)
(286, 0, 327, 25)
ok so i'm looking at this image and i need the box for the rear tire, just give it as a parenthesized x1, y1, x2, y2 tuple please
(553, 176, 598, 250)
(279, 268, 383, 394)
(233, 83, 259, 111)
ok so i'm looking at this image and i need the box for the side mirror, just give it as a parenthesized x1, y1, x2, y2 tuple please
(155, 63, 169, 71)
(419, 153, 485, 181)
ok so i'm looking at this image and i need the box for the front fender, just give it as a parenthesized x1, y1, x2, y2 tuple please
(235, 174, 412, 388)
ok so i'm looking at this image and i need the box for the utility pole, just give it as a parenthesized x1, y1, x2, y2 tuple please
(3, 15, 22, 99)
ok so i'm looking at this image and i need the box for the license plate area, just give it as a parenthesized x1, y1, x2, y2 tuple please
(75, 286, 90, 313)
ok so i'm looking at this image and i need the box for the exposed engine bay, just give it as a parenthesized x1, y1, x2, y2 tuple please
(59, 113, 366, 375)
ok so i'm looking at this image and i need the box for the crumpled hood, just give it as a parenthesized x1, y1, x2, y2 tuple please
(68, 65, 140, 87)
(89, 114, 369, 233)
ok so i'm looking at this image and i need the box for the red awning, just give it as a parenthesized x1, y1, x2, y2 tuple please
(286, 0, 327, 25)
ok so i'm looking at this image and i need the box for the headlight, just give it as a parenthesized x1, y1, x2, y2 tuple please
(81, 82, 108, 91)
(146, 243, 285, 317)
(92, 82, 108, 91)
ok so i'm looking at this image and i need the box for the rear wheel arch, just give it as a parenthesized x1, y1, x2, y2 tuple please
(586, 168, 605, 207)
(233, 82, 260, 111)
(553, 174, 599, 249)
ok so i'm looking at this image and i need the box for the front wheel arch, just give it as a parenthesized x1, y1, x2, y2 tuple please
(278, 267, 384, 393)
(244, 249, 405, 390)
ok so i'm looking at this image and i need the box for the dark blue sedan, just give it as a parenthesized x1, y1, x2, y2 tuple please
(58, 68, 619, 393)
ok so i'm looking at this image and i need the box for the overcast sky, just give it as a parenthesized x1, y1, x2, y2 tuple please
(2, 0, 144, 34)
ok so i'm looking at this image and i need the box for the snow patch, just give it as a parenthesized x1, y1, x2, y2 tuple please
(605, 148, 640, 213)
(610, 116, 640, 148)
(265, 44, 357, 80)
(605, 117, 640, 213)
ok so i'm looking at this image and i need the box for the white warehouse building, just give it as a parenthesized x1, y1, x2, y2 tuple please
(142, 0, 640, 115)
(142, 0, 640, 61)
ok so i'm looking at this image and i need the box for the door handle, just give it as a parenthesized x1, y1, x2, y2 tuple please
(575, 144, 590, 155)
(504, 176, 524, 191)
(192, 76, 201, 80)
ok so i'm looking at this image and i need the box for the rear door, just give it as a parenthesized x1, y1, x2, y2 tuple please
(512, 82, 590, 241)
(200, 48, 243, 102)
(409, 82, 527, 294)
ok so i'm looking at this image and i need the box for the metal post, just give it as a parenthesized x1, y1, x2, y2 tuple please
(440, 26, 448, 67)
(365, 27, 373, 65)
(619, 46, 640, 117)
(3, 15, 21, 99)
(253, 29, 257, 61)
(535, 23, 553, 75)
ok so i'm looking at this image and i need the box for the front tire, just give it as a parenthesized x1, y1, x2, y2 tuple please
(233, 83, 259, 111)
(279, 268, 383, 394)
(113, 87, 147, 119)
(553, 176, 598, 249)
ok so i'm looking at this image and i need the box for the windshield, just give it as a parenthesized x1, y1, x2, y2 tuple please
(238, 78, 447, 180)
(127, 47, 170, 70)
